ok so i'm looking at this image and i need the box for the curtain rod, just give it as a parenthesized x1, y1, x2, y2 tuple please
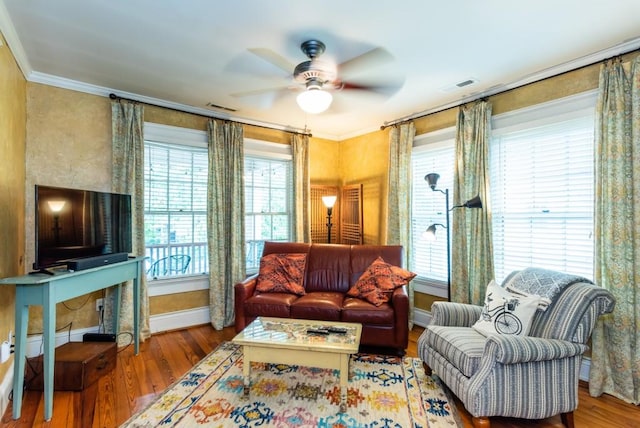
(380, 45, 640, 130)
(108, 93, 312, 137)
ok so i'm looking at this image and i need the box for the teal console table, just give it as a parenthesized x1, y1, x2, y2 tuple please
(0, 256, 145, 421)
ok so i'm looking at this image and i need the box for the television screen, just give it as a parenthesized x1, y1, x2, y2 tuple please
(34, 185, 132, 271)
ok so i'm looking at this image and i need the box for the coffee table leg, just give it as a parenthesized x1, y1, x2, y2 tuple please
(339, 355, 349, 412)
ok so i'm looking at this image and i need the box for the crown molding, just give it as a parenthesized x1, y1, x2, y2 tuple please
(0, 1, 32, 78)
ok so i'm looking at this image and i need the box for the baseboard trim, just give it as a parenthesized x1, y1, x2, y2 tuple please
(149, 307, 210, 333)
(411, 307, 590, 381)
(18, 307, 210, 357)
(413, 307, 431, 328)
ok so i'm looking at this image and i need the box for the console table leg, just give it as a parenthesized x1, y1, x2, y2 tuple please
(12, 290, 29, 420)
(42, 284, 57, 421)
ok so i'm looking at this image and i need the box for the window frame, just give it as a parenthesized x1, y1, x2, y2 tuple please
(489, 91, 597, 282)
(410, 127, 456, 299)
(143, 123, 209, 296)
(142, 125, 295, 294)
(243, 138, 294, 276)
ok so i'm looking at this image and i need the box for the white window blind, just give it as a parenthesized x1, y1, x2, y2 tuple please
(244, 155, 293, 273)
(411, 138, 455, 284)
(144, 141, 208, 278)
(490, 106, 595, 282)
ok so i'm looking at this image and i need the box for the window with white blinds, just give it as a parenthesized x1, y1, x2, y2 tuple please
(411, 137, 455, 288)
(144, 141, 208, 279)
(490, 94, 596, 282)
(244, 155, 293, 274)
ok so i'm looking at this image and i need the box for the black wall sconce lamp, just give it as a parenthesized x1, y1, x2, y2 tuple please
(424, 173, 482, 301)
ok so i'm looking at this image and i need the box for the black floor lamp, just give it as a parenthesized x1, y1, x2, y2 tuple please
(322, 195, 337, 243)
(424, 173, 483, 301)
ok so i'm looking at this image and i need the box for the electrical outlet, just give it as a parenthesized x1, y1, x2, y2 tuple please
(1, 342, 9, 363)
(1, 331, 10, 363)
(96, 298, 104, 312)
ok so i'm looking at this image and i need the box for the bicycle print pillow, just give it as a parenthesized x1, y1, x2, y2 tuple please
(472, 280, 545, 337)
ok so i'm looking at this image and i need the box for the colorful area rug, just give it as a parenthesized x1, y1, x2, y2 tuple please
(122, 342, 461, 427)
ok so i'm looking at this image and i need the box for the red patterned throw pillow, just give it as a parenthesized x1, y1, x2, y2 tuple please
(255, 253, 307, 295)
(347, 257, 416, 306)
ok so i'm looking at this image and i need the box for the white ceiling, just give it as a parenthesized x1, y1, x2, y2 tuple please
(2, 0, 640, 140)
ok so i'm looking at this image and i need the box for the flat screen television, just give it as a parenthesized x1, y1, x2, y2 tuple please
(33, 185, 132, 272)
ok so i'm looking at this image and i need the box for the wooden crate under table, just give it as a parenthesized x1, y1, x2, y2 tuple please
(25, 341, 117, 391)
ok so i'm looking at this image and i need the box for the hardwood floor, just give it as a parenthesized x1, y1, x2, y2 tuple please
(1, 325, 638, 427)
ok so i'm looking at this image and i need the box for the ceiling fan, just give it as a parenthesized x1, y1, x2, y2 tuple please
(233, 39, 402, 114)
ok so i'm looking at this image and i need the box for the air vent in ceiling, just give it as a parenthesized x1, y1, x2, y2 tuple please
(206, 102, 237, 112)
(456, 79, 475, 88)
(440, 77, 479, 93)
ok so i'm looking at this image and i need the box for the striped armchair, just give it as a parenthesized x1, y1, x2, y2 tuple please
(417, 270, 615, 428)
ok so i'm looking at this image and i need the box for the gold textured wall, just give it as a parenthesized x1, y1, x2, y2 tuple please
(309, 136, 341, 185)
(150, 290, 209, 315)
(338, 129, 390, 244)
(25, 84, 112, 332)
(0, 32, 26, 381)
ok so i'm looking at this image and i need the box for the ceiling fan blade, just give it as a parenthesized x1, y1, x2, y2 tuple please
(248, 48, 295, 75)
(230, 84, 294, 98)
(338, 47, 395, 78)
(340, 77, 405, 97)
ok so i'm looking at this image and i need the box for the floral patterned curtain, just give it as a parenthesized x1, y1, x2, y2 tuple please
(207, 119, 245, 329)
(451, 100, 494, 305)
(109, 99, 150, 345)
(387, 122, 415, 325)
(590, 55, 640, 405)
(292, 133, 311, 243)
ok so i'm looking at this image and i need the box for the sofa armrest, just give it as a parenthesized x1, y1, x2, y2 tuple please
(485, 335, 588, 364)
(234, 274, 258, 332)
(391, 285, 410, 349)
(430, 301, 483, 327)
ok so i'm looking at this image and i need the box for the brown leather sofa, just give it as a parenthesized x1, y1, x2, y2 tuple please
(234, 241, 410, 354)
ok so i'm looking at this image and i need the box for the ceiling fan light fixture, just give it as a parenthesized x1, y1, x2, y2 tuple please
(296, 87, 333, 114)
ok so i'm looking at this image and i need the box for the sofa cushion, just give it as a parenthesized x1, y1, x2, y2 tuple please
(342, 297, 394, 325)
(290, 291, 343, 321)
(305, 244, 352, 293)
(244, 293, 298, 318)
(347, 257, 416, 306)
(472, 280, 544, 337)
(421, 326, 486, 378)
(255, 253, 307, 295)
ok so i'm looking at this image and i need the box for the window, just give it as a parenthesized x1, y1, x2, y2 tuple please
(144, 125, 208, 280)
(411, 130, 455, 295)
(142, 125, 294, 294)
(244, 139, 294, 274)
(409, 92, 597, 294)
(490, 92, 596, 282)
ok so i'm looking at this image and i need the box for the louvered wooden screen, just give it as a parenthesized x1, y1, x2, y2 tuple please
(340, 184, 363, 244)
(310, 185, 339, 243)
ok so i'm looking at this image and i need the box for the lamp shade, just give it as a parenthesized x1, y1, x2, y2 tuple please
(47, 200, 66, 213)
(463, 195, 483, 209)
(422, 224, 438, 241)
(322, 195, 337, 208)
(425, 173, 440, 191)
(297, 88, 333, 114)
